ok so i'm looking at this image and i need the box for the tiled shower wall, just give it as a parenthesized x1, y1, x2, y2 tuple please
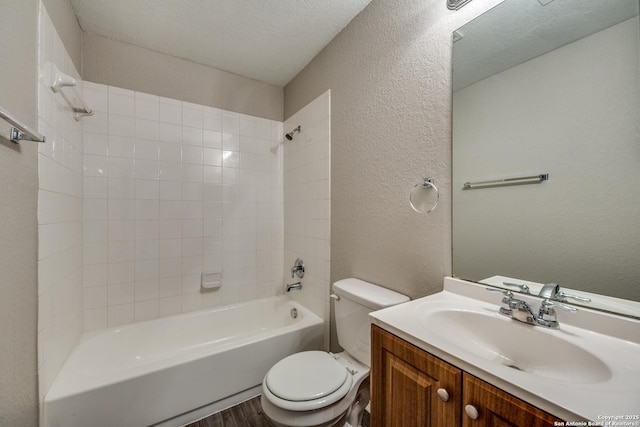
(283, 90, 331, 349)
(37, 2, 84, 401)
(81, 83, 284, 330)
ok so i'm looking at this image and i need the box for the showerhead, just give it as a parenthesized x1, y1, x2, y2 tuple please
(285, 125, 301, 141)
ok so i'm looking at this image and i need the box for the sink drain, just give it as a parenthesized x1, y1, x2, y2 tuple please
(506, 364, 522, 371)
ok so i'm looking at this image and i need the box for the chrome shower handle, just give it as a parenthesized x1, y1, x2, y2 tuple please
(290, 258, 305, 279)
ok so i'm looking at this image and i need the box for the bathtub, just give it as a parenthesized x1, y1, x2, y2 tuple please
(44, 296, 323, 427)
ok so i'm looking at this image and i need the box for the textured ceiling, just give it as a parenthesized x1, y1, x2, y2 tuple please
(70, 0, 373, 87)
(453, 0, 639, 91)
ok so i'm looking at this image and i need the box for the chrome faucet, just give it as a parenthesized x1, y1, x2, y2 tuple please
(538, 283, 560, 299)
(290, 258, 305, 279)
(538, 283, 591, 304)
(286, 282, 302, 292)
(486, 288, 577, 329)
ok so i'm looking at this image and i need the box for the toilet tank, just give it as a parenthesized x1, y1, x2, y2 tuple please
(333, 278, 409, 367)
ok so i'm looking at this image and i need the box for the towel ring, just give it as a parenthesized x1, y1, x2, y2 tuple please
(409, 178, 439, 214)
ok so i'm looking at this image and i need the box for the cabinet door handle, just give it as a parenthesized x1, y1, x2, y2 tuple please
(465, 404, 480, 420)
(436, 388, 450, 402)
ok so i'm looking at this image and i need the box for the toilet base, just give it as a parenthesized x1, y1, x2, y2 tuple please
(261, 378, 369, 427)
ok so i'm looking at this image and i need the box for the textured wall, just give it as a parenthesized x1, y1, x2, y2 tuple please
(284, 0, 503, 299)
(0, 0, 39, 425)
(82, 33, 284, 122)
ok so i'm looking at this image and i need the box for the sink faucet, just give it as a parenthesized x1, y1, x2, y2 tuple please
(486, 288, 577, 328)
(538, 283, 591, 304)
(538, 283, 560, 299)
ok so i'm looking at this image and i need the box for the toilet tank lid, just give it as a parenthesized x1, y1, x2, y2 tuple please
(333, 278, 409, 310)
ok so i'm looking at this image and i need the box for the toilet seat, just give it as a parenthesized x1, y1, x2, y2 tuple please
(263, 351, 353, 411)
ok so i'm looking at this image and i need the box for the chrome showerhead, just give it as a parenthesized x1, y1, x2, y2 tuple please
(285, 125, 301, 141)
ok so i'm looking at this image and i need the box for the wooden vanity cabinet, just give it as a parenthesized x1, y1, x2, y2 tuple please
(371, 325, 562, 427)
(371, 325, 462, 427)
(462, 373, 561, 427)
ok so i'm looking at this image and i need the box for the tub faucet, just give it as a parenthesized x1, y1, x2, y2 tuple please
(286, 282, 302, 292)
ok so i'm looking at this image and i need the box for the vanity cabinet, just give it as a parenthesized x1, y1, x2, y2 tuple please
(462, 373, 560, 427)
(371, 325, 562, 427)
(371, 325, 462, 426)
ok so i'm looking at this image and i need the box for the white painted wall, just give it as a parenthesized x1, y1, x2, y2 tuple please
(452, 18, 640, 300)
(283, 90, 331, 349)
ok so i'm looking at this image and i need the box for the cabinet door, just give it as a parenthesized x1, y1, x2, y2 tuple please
(462, 373, 563, 427)
(371, 325, 461, 427)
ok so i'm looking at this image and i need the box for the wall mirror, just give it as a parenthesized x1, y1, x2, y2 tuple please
(451, 0, 640, 318)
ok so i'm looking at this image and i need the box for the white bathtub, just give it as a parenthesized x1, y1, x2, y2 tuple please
(44, 296, 323, 427)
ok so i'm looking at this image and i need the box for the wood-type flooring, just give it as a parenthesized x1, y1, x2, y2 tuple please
(185, 396, 370, 427)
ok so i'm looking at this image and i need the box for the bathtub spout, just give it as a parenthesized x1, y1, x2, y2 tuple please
(286, 282, 302, 292)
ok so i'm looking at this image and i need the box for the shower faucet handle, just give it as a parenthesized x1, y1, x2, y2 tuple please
(290, 258, 305, 279)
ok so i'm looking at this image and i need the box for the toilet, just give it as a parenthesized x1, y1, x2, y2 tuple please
(261, 278, 409, 427)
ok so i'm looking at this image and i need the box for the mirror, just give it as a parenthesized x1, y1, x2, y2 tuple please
(452, 0, 640, 318)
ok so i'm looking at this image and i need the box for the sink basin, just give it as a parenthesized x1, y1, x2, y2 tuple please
(370, 277, 640, 422)
(420, 308, 611, 384)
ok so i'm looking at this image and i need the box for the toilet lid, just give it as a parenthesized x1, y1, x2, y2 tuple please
(265, 351, 350, 402)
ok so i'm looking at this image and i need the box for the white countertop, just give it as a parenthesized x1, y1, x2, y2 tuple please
(369, 277, 640, 422)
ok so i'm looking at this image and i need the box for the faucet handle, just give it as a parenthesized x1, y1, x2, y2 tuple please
(502, 282, 530, 294)
(485, 287, 513, 296)
(486, 288, 514, 317)
(290, 258, 305, 279)
(537, 298, 577, 328)
(541, 298, 578, 313)
(556, 291, 591, 303)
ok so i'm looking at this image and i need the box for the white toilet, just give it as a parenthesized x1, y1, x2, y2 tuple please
(261, 278, 409, 427)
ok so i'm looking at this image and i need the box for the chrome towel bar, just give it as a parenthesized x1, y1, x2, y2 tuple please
(463, 173, 549, 189)
(0, 105, 45, 144)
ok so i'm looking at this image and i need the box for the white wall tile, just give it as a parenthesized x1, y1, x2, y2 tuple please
(159, 100, 182, 125)
(109, 114, 135, 137)
(159, 142, 182, 162)
(107, 262, 134, 285)
(79, 82, 286, 333)
(159, 123, 182, 143)
(84, 132, 108, 156)
(203, 107, 222, 131)
(109, 136, 136, 158)
(222, 111, 240, 134)
(109, 93, 135, 117)
(109, 157, 135, 179)
(159, 162, 182, 181)
(183, 104, 203, 129)
(84, 87, 108, 113)
(135, 140, 159, 160)
(183, 127, 203, 146)
(135, 118, 159, 141)
(108, 303, 134, 327)
(182, 145, 203, 164)
(37, 10, 87, 399)
(135, 96, 159, 121)
(84, 111, 108, 134)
